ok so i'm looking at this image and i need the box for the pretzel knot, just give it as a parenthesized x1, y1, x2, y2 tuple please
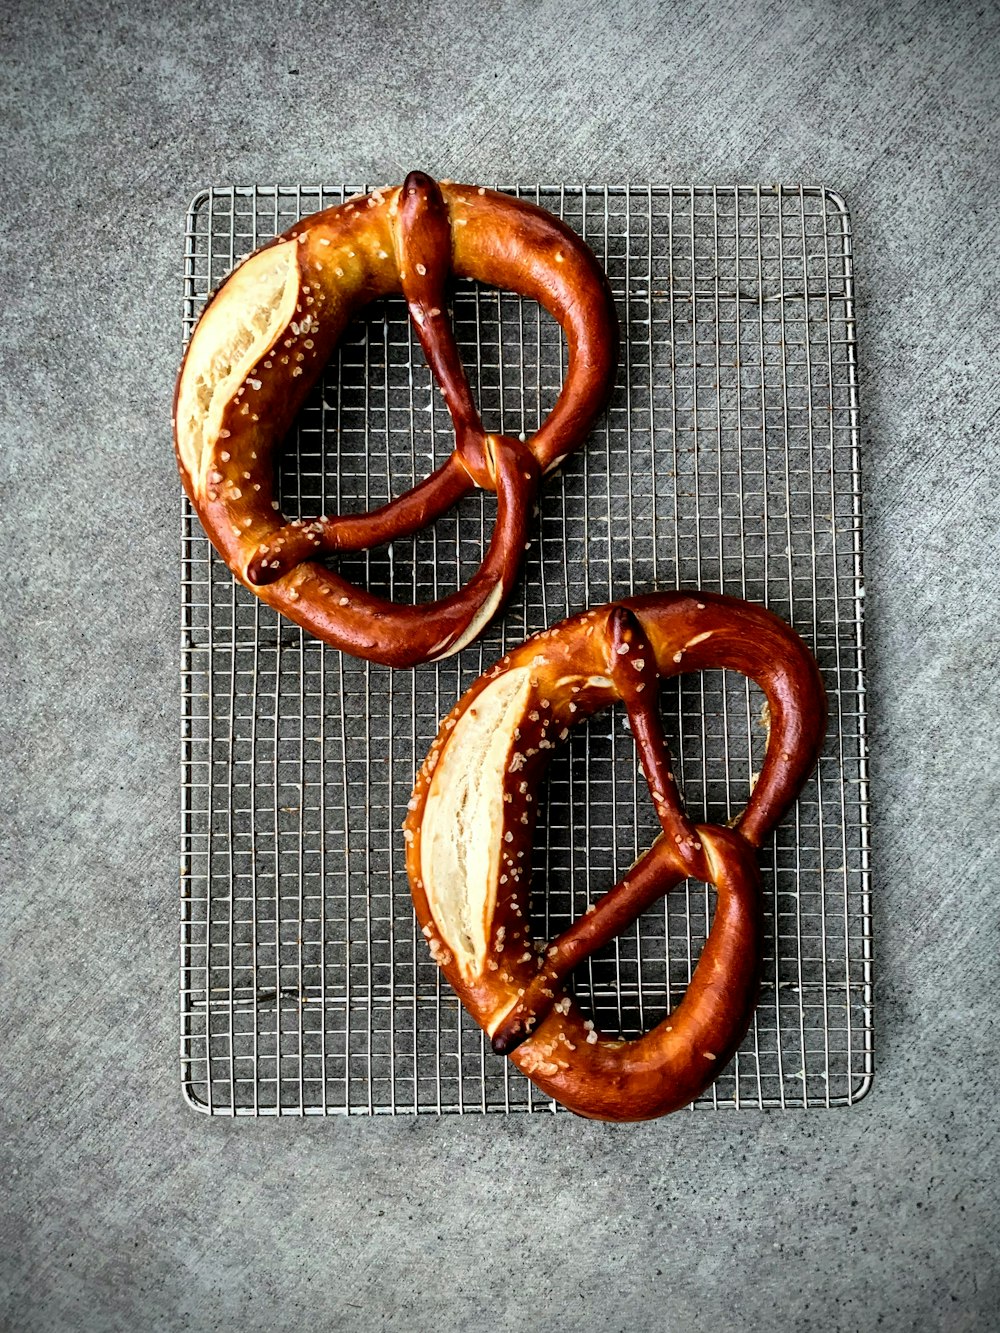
(173, 172, 618, 667)
(404, 593, 827, 1121)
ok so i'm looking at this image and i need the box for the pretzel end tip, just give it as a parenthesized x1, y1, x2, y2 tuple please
(491, 1013, 533, 1056)
(245, 552, 279, 587)
(606, 603, 633, 639)
(490, 1028, 519, 1056)
(402, 169, 439, 198)
(606, 604, 650, 665)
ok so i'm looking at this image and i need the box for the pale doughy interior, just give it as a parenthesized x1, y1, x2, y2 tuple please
(175, 240, 300, 497)
(420, 667, 532, 978)
(429, 580, 506, 661)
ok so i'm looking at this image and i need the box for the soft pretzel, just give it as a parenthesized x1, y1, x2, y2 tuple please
(404, 592, 827, 1121)
(173, 172, 618, 667)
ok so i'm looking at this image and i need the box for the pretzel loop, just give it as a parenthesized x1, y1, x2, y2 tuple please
(174, 173, 618, 667)
(405, 592, 827, 1120)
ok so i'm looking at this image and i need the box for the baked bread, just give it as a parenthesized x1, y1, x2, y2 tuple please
(404, 593, 827, 1120)
(173, 172, 618, 667)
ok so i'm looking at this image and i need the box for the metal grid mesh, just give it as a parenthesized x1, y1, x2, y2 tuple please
(180, 183, 871, 1115)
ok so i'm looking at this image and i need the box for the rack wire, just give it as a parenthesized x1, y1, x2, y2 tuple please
(180, 183, 871, 1115)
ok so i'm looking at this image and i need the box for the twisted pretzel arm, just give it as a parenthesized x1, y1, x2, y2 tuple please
(173, 174, 618, 667)
(404, 592, 826, 1120)
(396, 172, 491, 480)
(491, 606, 707, 1053)
(253, 433, 540, 666)
(245, 454, 472, 584)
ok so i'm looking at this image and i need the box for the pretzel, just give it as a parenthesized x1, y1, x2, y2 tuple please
(404, 592, 827, 1121)
(173, 173, 618, 667)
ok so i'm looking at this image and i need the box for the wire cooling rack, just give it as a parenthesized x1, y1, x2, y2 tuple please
(179, 183, 871, 1115)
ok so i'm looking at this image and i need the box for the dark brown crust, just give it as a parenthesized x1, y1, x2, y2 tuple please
(173, 173, 619, 668)
(404, 591, 827, 1121)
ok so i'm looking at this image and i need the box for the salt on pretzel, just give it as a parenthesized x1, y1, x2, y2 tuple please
(173, 173, 618, 667)
(404, 592, 827, 1121)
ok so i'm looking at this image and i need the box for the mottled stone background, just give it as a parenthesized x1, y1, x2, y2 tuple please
(3, 0, 998, 1328)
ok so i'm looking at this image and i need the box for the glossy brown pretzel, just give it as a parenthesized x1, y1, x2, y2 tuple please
(173, 173, 618, 667)
(404, 592, 827, 1121)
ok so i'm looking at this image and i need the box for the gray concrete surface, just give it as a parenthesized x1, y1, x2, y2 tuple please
(3, 0, 999, 1329)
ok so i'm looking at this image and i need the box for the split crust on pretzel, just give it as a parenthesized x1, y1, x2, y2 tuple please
(404, 592, 827, 1121)
(173, 173, 618, 667)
